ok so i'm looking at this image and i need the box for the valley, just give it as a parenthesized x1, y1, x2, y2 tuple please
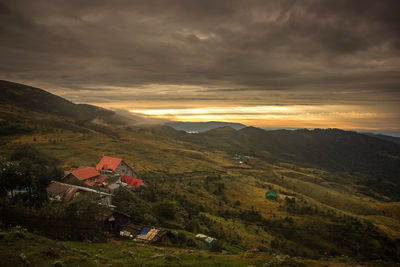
(0, 81, 400, 266)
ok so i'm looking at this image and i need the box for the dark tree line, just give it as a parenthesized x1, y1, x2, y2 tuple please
(0, 145, 63, 206)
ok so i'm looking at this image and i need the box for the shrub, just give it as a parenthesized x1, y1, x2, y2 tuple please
(210, 240, 222, 252)
(176, 232, 187, 247)
(153, 201, 176, 220)
(143, 213, 158, 225)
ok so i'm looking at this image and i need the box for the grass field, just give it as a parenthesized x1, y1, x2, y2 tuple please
(0, 227, 325, 267)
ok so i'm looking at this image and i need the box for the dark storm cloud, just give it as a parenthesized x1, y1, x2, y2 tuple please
(0, 0, 399, 107)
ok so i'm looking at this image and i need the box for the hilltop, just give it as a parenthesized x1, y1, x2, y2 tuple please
(1, 80, 400, 266)
(0, 80, 113, 121)
(165, 121, 246, 132)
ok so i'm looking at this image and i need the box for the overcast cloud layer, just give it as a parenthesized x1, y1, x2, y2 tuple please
(1, 0, 399, 133)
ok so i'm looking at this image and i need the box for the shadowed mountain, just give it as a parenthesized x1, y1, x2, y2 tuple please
(0, 80, 113, 120)
(364, 132, 400, 143)
(182, 127, 400, 192)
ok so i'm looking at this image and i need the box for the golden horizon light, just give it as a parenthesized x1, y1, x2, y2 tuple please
(128, 104, 396, 131)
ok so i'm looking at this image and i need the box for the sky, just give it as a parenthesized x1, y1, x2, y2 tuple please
(1, 0, 400, 135)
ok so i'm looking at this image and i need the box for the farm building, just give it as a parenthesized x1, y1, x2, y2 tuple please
(195, 233, 217, 247)
(103, 211, 132, 233)
(120, 223, 143, 237)
(266, 189, 277, 200)
(103, 211, 172, 244)
(120, 176, 144, 191)
(63, 166, 106, 187)
(47, 181, 113, 207)
(96, 156, 136, 177)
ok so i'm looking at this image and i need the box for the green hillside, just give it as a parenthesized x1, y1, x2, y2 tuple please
(0, 80, 113, 121)
(1, 81, 400, 266)
(180, 126, 400, 200)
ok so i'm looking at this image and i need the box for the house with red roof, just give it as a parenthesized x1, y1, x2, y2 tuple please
(63, 166, 106, 187)
(96, 156, 136, 177)
(120, 176, 144, 191)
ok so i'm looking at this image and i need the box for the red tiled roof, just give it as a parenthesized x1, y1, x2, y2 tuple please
(71, 167, 100, 181)
(84, 175, 107, 187)
(121, 176, 143, 190)
(96, 156, 122, 171)
(95, 175, 107, 184)
(85, 180, 96, 187)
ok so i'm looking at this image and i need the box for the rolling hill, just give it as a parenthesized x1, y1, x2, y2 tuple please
(165, 121, 246, 132)
(182, 126, 400, 186)
(1, 80, 400, 265)
(0, 80, 113, 121)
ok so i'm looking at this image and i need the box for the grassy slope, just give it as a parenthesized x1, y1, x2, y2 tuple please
(1, 228, 292, 267)
(1, 81, 400, 264)
(2, 122, 400, 258)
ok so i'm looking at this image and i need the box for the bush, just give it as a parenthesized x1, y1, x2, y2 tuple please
(210, 240, 222, 252)
(185, 218, 200, 233)
(0, 199, 105, 241)
(176, 232, 187, 247)
(153, 201, 176, 220)
(113, 187, 153, 223)
(143, 213, 158, 225)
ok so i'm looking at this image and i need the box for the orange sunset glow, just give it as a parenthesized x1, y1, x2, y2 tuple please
(1, 0, 399, 135)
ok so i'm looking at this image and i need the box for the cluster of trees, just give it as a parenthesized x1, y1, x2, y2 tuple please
(0, 197, 106, 240)
(0, 145, 62, 206)
(112, 187, 176, 226)
(0, 145, 106, 240)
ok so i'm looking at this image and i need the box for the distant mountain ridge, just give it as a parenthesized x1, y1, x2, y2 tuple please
(165, 121, 246, 132)
(364, 132, 400, 143)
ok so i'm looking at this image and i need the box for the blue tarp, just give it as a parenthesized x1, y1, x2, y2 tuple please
(139, 227, 150, 235)
(205, 237, 216, 247)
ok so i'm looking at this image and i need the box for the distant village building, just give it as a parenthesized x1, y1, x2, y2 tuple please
(195, 233, 217, 247)
(96, 156, 136, 177)
(121, 176, 144, 191)
(107, 183, 121, 193)
(63, 166, 106, 187)
(266, 189, 277, 200)
(47, 181, 113, 207)
(60, 156, 142, 194)
(103, 210, 171, 244)
(103, 211, 132, 233)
